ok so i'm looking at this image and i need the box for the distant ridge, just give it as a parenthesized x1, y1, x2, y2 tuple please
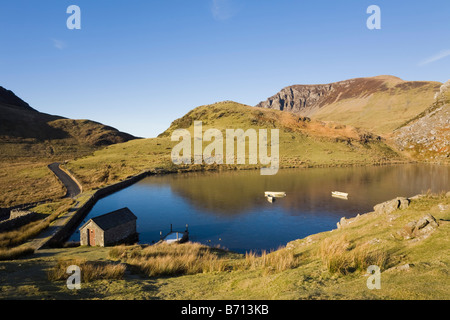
(0, 86, 35, 111)
(256, 76, 441, 134)
(0, 85, 138, 159)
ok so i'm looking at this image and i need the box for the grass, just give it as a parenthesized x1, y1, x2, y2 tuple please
(0, 160, 66, 207)
(0, 192, 448, 299)
(64, 101, 404, 192)
(0, 246, 35, 261)
(111, 243, 230, 277)
(313, 80, 441, 135)
(319, 236, 389, 275)
(241, 248, 301, 274)
(0, 101, 406, 208)
(108, 242, 302, 278)
(47, 258, 126, 282)
(0, 199, 73, 250)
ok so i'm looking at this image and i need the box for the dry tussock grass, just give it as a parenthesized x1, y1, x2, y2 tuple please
(319, 235, 389, 275)
(47, 258, 126, 282)
(110, 242, 301, 277)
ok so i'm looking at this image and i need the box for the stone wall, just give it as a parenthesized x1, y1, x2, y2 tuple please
(42, 169, 153, 248)
(104, 220, 137, 246)
(0, 208, 9, 222)
(0, 211, 40, 233)
(79, 221, 105, 246)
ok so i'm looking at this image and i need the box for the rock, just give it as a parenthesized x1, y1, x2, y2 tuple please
(374, 197, 409, 215)
(386, 263, 414, 273)
(410, 194, 425, 200)
(416, 214, 439, 230)
(337, 217, 347, 229)
(398, 197, 410, 210)
(337, 214, 362, 229)
(404, 221, 417, 234)
(398, 263, 412, 271)
(399, 214, 439, 240)
(446, 191, 450, 198)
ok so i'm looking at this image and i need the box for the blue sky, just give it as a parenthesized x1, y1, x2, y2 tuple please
(1, 0, 449, 138)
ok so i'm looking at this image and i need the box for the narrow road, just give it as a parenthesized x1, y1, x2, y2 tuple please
(48, 162, 81, 198)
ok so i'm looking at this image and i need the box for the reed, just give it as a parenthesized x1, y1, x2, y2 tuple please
(240, 247, 300, 273)
(47, 258, 126, 282)
(0, 246, 35, 261)
(110, 242, 228, 277)
(319, 235, 389, 275)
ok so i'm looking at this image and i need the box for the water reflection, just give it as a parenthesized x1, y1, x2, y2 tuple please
(69, 164, 449, 253)
(141, 164, 448, 216)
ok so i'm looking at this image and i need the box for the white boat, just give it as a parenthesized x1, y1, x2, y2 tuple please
(332, 191, 348, 199)
(163, 231, 189, 244)
(160, 224, 189, 244)
(264, 191, 286, 198)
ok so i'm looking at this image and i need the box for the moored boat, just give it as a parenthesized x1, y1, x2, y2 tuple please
(332, 191, 348, 198)
(264, 191, 286, 198)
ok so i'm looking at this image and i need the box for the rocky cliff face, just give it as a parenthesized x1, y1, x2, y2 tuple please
(255, 76, 441, 134)
(394, 80, 450, 162)
(255, 76, 399, 116)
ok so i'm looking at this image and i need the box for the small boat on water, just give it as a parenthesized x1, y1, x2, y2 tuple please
(264, 191, 286, 203)
(160, 224, 189, 244)
(264, 191, 286, 198)
(163, 231, 189, 244)
(332, 191, 348, 199)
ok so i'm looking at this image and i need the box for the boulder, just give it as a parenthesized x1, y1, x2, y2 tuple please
(415, 214, 439, 231)
(374, 197, 410, 215)
(399, 214, 439, 240)
(337, 217, 347, 229)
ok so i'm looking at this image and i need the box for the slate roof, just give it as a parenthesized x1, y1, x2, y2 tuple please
(80, 207, 137, 231)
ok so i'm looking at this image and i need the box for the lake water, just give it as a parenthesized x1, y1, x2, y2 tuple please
(69, 164, 449, 253)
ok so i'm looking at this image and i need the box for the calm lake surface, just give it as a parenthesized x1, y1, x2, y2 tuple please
(69, 164, 449, 253)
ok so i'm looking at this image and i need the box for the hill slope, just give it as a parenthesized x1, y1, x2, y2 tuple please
(0, 86, 138, 207)
(256, 76, 441, 135)
(67, 101, 404, 191)
(0, 86, 137, 160)
(393, 80, 450, 163)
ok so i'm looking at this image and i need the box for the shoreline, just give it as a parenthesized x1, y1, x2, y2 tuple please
(36, 160, 446, 250)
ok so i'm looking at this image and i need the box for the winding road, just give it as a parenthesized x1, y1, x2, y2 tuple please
(48, 163, 81, 198)
(27, 163, 83, 249)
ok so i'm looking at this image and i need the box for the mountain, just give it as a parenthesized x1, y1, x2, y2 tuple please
(0, 86, 36, 111)
(256, 76, 442, 135)
(0, 86, 138, 159)
(393, 80, 450, 163)
(66, 100, 403, 189)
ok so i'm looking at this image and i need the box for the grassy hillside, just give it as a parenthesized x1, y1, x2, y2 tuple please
(393, 83, 450, 163)
(314, 78, 441, 135)
(0, 86, 138, 207)
(66, 101, 404, 191)
(0, 192, 448, 299)
(257, 76, 441, 135)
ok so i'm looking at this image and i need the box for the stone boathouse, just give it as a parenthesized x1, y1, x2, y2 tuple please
(79, 207, 138, 247)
